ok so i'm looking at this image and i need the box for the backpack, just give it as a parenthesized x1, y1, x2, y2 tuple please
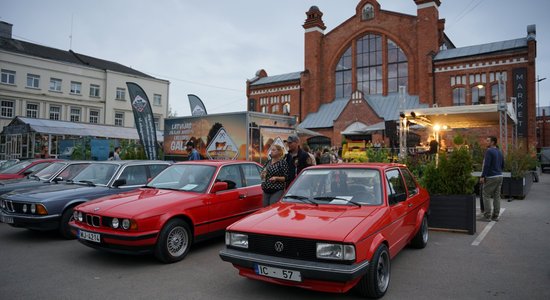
(320, 152, 332, 164)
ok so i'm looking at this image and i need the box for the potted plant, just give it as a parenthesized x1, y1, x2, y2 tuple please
(420, 135, 478, 234)
(502, 144, 537, 199)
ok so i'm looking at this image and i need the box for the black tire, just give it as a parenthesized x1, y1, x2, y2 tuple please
(59, 207, 76, 239)
(154, 219, 192, 263)
(356, 244, 390, 299)
(410, 215, 429, 249)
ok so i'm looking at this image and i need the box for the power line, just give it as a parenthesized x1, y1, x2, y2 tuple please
(142, 71, 245, 93)
(446, 0, 487, 30)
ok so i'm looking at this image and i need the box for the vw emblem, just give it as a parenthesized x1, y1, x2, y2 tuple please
(274, 241, 284, 252)
(94, 207, 100, 212)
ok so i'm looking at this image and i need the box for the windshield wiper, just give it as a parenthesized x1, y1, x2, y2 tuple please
(77, 180, 96, 186)
(313, 196, 362, 207)
(283, 195, 318, 206)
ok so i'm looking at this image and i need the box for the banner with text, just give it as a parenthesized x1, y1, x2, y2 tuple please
(126, 82, 159, 160)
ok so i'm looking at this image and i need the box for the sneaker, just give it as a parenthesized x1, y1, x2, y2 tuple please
(491, 215, 499, 222)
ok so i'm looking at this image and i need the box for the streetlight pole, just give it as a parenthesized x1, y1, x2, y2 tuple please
(537, 75, 546, 114)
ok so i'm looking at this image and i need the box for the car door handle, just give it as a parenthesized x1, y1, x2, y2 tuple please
(408, 203, 413, 207)
(239, 194, 246, 199)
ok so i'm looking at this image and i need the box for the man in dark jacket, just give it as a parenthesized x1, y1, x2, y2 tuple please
(284, 135, 313, 186)
(480, 136, 504, 221)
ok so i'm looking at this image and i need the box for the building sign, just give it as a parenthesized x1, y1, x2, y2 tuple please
(206, 127, 239, 160)
(126, 82, 159, 160)
(513, 68, 527, 137)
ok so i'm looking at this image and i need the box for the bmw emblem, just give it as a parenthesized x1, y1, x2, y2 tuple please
(274, 241, 284, 252)
(94, 207, 100, 211)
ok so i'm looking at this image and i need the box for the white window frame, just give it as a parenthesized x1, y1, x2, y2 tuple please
(49, 105, 61, 120)
(70, 81, 82, 95)
(1, 100, 15, 117)
(153, 94, 162, 106)
(90, 84, 100, 97)
(116, 88, 126, 100)
(49, 78, 62, 92)
(70, 107, 81, 122)
(26, 103, 39, 118)
(89, 109, 100, 124)
(26, 74, 40, 88)
(114, 111, 124, 126)
(1, 69, 16, 85)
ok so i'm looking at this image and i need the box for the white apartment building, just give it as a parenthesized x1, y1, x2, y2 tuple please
(0, 21, 169, 159)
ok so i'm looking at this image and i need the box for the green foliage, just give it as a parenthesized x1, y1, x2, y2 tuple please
(70, 139, 91, 160)
(470, 141, 485, 172)
(420, 147, 477, 195)
(504, 144, 537, 178)
(365, 148, 391, 163)
(453, 134, 464, 146)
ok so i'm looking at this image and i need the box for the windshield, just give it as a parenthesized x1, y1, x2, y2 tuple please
(71, 163, 118, 186)
(0, 160, 32, 174)
(34, 162, 66, 180)
(148, 164, 215, 193)
(284, 168, 383, 206)
(0, 160, 19, 171)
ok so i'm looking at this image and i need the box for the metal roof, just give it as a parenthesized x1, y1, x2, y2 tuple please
(2, 117, 163, 140)
(435, 38, 527, 61)
(249, 72, 302, 86)
(0, 37, 155, 79)
(299, 93, 427, 129)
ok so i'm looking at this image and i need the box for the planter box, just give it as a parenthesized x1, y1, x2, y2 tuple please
(428, 194, 476, 235)
(501, 172, 533, 199)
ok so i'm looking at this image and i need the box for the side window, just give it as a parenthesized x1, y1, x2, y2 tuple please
(59, 163, 90, 180)
(385, 169, 406, 203)
(241, 163, 262, 186)
(148, 164, 169, 179)
(119, 165, 148, 186)
(216, 165, 243, 189)
(401, 168, 419, 197)
(26, 162, 51, 173)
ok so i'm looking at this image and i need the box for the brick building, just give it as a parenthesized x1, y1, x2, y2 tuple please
(246, 0, 537, 151)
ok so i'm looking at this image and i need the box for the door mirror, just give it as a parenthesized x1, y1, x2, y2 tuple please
(52, 177, 63, 183)
(211, 181, 229, 193)
(388, 192, 407, 205)
(112, 178, 127, 187)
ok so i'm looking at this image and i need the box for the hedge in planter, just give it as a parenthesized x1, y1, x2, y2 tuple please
(502, 144, 537, 198)
(421, 143, 478, 234)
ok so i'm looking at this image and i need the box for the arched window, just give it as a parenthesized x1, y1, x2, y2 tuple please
(335, 46, 352, 98)
(453, 87, 466, 106)
(362, 4, 374, 20)
(471, 85, 486, 105)
(271, 104, 279, 113)
(387, 39, 408, 93)
(282, 103, 290, 115)
(491, 83, 505, 103)
(357, 34, 382, 95)
(334, 33, 408, 98)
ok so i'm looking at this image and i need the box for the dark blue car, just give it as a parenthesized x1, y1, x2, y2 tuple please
(0, 160, 170, 238)
(0, 161, 90, 196)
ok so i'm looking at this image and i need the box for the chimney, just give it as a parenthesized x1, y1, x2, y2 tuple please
(0, 21, 13, 39)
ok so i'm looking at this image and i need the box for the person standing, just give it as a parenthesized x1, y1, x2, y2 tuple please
(284, 135, 313, 186)
(480, 136, 504, 221)
(113, 146, 122, 161)
(261, 145, 288, 206)
(186, 141, 201, 160)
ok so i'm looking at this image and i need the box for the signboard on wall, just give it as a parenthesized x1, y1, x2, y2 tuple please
(513, 68, 528, 137)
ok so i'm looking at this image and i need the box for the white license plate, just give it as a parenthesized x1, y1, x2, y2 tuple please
(0, 214, 13, 224)
(255, 264, 302, 282)
(79, 230, 101, 243)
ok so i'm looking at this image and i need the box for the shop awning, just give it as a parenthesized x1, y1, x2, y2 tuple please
(2, 117, 163, 140)
(341, 121, 385, 135)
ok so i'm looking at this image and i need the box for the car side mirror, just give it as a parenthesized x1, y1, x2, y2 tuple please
(52, 177, 63, 183)
(112, 178, 127, 187)
(211, 181, 229, 193)
(22, 170, 33, 176)
(388, 192, 407, 205)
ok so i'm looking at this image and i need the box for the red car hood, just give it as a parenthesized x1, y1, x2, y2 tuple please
(0, 174, 22, 180)
(228, 202, 381, 242)
(76, 188, 202, 218)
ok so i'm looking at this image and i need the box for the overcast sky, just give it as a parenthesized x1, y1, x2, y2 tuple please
(2, 0, 549, 116)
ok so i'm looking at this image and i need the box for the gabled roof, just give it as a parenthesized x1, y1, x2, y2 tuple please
(249, 71, 301, 86)
(0, 37, 155, 79)
(299, 93, 428, 129)
(434, 37, 527, 61)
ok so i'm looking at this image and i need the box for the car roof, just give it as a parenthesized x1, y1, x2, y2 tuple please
(306, 162, 407, 171)
(173, 160, 260, 167)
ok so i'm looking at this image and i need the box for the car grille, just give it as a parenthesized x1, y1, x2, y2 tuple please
(245, 233, 325, 262)
(1, 199, 32, 214)
(84, 213, 102, 227)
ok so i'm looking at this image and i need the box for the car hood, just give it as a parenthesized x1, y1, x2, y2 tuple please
(0, 179, 47, 195)
(228, 202, 382, 242)
(3, 183, 111, 203)
(76, 188, 202, 218)
(0, 174, 22, 180)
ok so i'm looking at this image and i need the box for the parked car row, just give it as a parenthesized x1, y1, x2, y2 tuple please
(1, 160, 429, 298)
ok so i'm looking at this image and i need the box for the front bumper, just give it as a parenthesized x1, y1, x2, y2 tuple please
(219, 248, 369, 283)
(0, 210, 60, 231)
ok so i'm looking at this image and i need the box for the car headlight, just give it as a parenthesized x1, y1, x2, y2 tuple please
(77, 211, 83, 222)
(316, 243, 356, 261)
(122, 219, 130, 230)
(22, 204, 28, 213)
(31, 204, 36, 214)
(226, 232, 248, 249)
(112, 218, 119, 229)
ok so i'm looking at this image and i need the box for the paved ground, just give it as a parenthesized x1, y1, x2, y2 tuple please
(0, 173, 549, 299)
